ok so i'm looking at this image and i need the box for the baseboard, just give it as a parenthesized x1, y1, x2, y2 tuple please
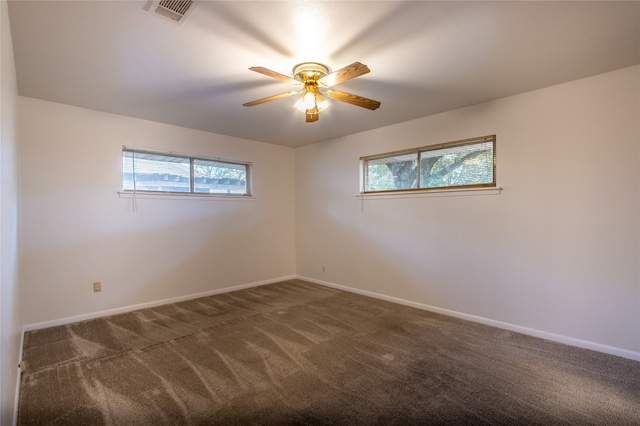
(24, 275, 297, 331)
(12, 328, 25, 426)
(298, 275, 640, 363)
(22, 273, 640, 362)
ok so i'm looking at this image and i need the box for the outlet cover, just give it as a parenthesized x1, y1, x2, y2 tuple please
(93, 281, 102, 292)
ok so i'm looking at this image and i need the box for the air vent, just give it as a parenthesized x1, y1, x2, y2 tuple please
(154, 0, 194, 23)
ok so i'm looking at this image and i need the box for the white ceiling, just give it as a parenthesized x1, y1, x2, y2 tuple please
(8, 1, 640, 147)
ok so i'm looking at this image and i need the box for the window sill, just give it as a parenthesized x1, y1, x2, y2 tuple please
(357, 187, 503, 200)
(117, 191, 255, 201)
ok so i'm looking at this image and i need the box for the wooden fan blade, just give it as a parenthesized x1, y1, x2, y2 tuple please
(243, 91, 299, 107)
(325, 89, 381, 110)
(319, 62, 370, 87)
(248, 66, 300, 85)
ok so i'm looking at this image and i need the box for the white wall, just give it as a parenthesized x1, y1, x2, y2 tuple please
(19, 98, 296, 326)
(296, 65, 640, 356)
(0, 0, 22, 423)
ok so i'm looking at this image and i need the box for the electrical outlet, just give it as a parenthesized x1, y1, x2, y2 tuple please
(93, 281, 102, 292)
(18, 361, 25, 373)
(322, 266, 326, 273)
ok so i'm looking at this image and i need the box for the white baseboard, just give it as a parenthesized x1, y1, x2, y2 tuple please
(24, 275, 297, 331)
(22, 273, 640, 363)
(13, 328, 25, 426)
(297, 275, 640, 363)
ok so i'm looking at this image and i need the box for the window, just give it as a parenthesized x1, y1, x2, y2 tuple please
(362, 135, 495, 193)
(122, 148, 251, 196)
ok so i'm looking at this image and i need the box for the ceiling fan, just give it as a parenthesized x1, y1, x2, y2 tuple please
(243, 62, 381, 123)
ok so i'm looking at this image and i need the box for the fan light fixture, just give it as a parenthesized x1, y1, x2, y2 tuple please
(294, 92, 329, 112)
(243, 61, 381, 123)
(291, 63, 330, 122)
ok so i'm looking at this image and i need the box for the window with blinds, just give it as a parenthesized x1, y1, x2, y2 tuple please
(122, 148, 251, 196)
(362, 136, 495, 193)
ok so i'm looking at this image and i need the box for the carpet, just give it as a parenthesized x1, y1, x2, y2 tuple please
(18, 279, 640, 425)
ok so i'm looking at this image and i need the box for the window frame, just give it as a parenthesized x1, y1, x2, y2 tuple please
(122, 147, 253, 197)
(360, 135, 496, 194)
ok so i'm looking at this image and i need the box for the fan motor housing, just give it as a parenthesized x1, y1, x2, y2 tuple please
(293, 63, 329, 82)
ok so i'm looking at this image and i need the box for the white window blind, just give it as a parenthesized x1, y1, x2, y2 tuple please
(123, 148, 251, 196)
(362, 136, 496, 193)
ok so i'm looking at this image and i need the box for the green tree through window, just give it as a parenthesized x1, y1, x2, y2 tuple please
(363, 136, 495, 193)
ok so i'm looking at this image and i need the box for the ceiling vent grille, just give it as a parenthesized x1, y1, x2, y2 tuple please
(154, 0, 194, 22)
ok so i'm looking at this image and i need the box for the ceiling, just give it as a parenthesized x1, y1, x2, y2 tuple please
(8, 1, 640, 148)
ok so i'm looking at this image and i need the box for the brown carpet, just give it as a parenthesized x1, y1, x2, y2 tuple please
(18, 279, 640, 425)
